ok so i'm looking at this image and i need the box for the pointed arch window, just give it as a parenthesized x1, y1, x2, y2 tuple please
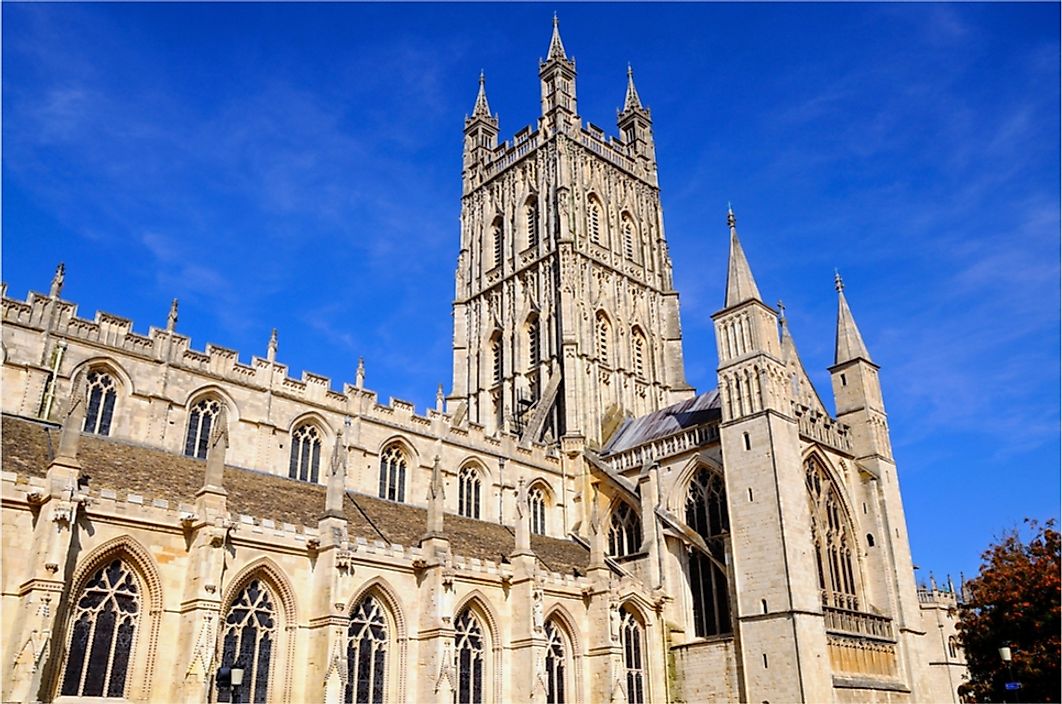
(59, 558, 140, 698)
(806, 458, 860, 610)
(83, 369, 117, 436)
(529, 485, 546, 536)
(289, 423, 322, 483)
(459, 465, 482, 519)
(379, 444, 408, 503)
(217, 579, 276, 703)
(454, 608, 485, 704)
(491, 217, 504, 269)
(631, 328, 647, 380)
(525, 197, 539, 249)
(185, 397, 221, 459)
(527, 319, 541, 371)
(587, 197, 602, 245)
(621, 215, 636, 261)
(685, 468, 732, 637)
(620, 607, 646, 704)
(346, 594, 388, 704)
(595, 311, 611, 367)
(544, 620, 567, 704)
(608, 502, 642, 558)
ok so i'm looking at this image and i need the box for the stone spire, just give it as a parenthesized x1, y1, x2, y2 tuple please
(546, 13, 567, 60)
(324, 430, 346, 519)
(834, 271, 873, 365)
(623, 64, 643, 111)
(723, 206, 763, 308)
(471, 71, 491, 118)
(199, 406, 229, 496)
(49, 263, 65, 299)
(167, 298, 179, 332)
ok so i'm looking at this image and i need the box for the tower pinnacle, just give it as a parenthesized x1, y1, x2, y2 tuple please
(834, 271, 873, 365)
(624, 63, 643, 111)
(723, 206, 763, 308)
(547, 13, 567, 60)
(471, 71, 492, 118)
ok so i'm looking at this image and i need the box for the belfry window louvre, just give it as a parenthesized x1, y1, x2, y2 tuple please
(526, 198, 539, 249)
(491, 336, 503, 386)
(454, 609, 485, 704)
(345, 595, 388, 704)
(544, 620, 567, 704)
(185, 397, 221, 459)
(595, 312, 611, 366)
(459, 465, 482, 519)
(288, 424, 322, 483)
(528, 485, 546, 535)
(631, 329, 647, 379)
(217, 579, 276, 703)
(59, 558, 140, 699)
(492, 219, 504, 269)
(608, 502, 642, 557)
(588, 198, 602, 244)
(685, 467, 733, 637)
(620, 608, 646, 704)
(527, 320, 540, 371)
(378, 444, 407, 503)
(622, 216, 635, 260)
(83, 369, 117, 436)
(805, 457, 860, 610)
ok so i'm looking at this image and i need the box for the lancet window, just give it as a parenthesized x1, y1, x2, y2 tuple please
(59, 558, 140, 698)
(459, 465, 482, 519)
(345, 594, 388, 704)
(622, 215, 636, 260)
(289, 423, 322, 483)
(491, 335, 503, 386)
(491, 218, 504, 269)
(806, 457, 860, 610)
(528, 485, 546, 535)
(685, 467, 732, 637)
(631, 328, 647, 379)
(620, 607, 646, 704)
(454, 609, 485, 704)
(595, 311, 611, 366)
(379, 444, 407, 503)
(587, 197, 602, 245)
(525, 198, 539, 249)
(527, 319, 540, 371)
(608, 502, 642, 557)
(83, 369, 117, 436)
(544, 620, 567, 704)
(185, 397, 221, 459)
(217, 579, 276, 703)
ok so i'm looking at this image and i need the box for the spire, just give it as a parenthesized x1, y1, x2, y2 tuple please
(471, 71, 491, 118)
(723, 206, 763, 308)
(547, 13, 567, 60)
(834, 271, 873, 365)
(623, 63, 643, 111)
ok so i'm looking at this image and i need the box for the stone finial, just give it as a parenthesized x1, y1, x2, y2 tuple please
(267, 328, 278, 363)
(436, 384, 445, 412)
(929, 572, 937, 592)
(324, 430, 347, 518)
(49, 263, 65, 299)
(200, 406, 229, 495)
(167, 298, 179, 332)
(513, 478, 531, 555)
(947, 574, 955, 594)
(55, 372, 87, 462)
(355, 357, 365, 389)
(425, 456, 445, 538)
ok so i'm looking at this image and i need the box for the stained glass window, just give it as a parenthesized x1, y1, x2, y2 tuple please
(217, 579, 276, 704)
(378, 444, 407, 503)
(345, 595, 388, 704)
(459, 466, 481, 519)
(528, 486, 546, 536)
(620, 608, 645, 704)
(185, 398, 221, 459)
(289, 424, 322, 483)
(454, 609, 484, 704)
(685, 468, 732, 637)
(608, 502, 642, 558)
(83, 370, 117, 436)
(544, 620, 566, 704)
(59, 558, 140, 698)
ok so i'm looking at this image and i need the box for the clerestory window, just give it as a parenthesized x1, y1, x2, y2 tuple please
(185, 397, 221, 459)
(620, 608, 646, 704)
(459, 465, 482, 519)
(83, 369, 117, 436)
(528, 485, 546, 536)
(289, 424, 322, 483)
(609, 502, 642, 558)
(685, 467, 732, 637)
(379, 444, 407, 503)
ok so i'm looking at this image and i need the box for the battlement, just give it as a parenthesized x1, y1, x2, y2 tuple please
(917, 586, 959, 608)
(793, 402, 853, 454)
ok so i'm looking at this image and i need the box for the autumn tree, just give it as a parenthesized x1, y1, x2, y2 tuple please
(956, 519, 1060, 703)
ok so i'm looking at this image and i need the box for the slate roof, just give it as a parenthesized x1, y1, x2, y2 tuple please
(1, 415, 588, 574)
(600, 389, 721, 456)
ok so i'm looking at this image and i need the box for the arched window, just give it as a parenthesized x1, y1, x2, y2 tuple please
(595, 311, 611, 366)
(59, 558, 140, 698)
(608, 502, 642, 558)
(185, 397, 221, 459)
(529, 485, 546, 536)
(289, 424, 322, 483)
(454, 608, 485, 704)
(621, 214, 636, 260)
(525, 198, 539, 249)
(379, 444, 407, 503)
(620, 607, 645, 704)
(217, 579, 276, 703)
(948, 636, 960, 659)
(806, 457, 860, 610)
(491, 217, 504, 269)
(527, 319, 540, 371)
(83, 369, 117, 436)
(544, 620, 567, 704)
(346, 594, 388, 704)
(685, 468, 732, 637)
(631, 328, 647, 380)
(587, 197, 602, 245)
(459, 465, 482, 519)
(491, 335, 503, 386)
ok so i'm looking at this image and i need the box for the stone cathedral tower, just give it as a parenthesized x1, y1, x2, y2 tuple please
(449, 18, 693, 445)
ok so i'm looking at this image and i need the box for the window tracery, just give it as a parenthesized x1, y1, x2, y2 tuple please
(379, 444, 407, 503)
(346, 594, 388, 704)
(595, 312, 611, 367)
(544, 620, 567, 704)
(685, 467, 732, 637)
(185, 397, 221, 459)
(459, 465, 482, 519)
(608, 502, 642, 557)
(491, 336, 503, 386)
(528, 485, 546, 536)
(217, 579, 276, 703)
(806, 457, 860, 610)
(620, 608, 645, 704)
(83, 369, 117, 436)
(289, 424, 322, 483)
(454, 608, 485, 704)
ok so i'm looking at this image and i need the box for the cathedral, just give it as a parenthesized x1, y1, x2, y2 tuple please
(1, 19, 967, 704)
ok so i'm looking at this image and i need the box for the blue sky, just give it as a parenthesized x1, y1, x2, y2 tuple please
(3, 3, 1058, 585)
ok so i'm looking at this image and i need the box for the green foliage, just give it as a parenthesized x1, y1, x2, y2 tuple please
(956, 519, 1060, 703)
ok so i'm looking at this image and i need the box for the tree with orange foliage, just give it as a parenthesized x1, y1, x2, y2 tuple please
(956, 519, 1060, 703)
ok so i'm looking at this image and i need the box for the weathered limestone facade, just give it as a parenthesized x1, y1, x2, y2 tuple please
(2, 19, 966, 704)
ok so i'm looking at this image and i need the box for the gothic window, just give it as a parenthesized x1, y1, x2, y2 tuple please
(685, 468, 733, 637)
(529, 485, 546, 536)
(806, 457, 860, 610)
(289, 423, 322, 483)
(620, 607, 646, 704)
(621, 214, 636, 260)
(527, 319, 540, 371)
(185, 397, 221, 459)
(459, 465, 482, 519)
(595, 311, 611, 367)
(454, 608, 485, 704)
(83, 369, 117, 436)
(525, 198, 539, 249)
(608, 502, 642, 558)
(544, 620, 567, 704)
(59, 558, 140, 698)
(345, 595, 388, 704)
(491, 335, 503, 386)
(631, 328, 647, 380)
(491, 217, 504, 268)
(587, 197, 602, 245)
(948, 636, 959, 659)
(379, 443, 407, 502)
(217, 579, 276, 703)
